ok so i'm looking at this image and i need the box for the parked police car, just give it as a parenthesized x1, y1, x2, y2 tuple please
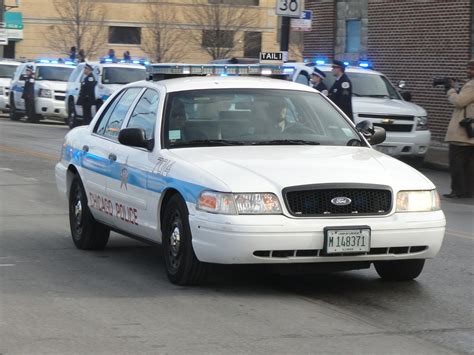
(0, 59, 21, 113)
(65, 60, 148, 128)
(55, 64, 445, 285)
(288, 62, 430, 163)
(9, 60, 75, 122)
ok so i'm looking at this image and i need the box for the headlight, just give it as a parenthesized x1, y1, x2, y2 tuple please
(38, 89, 53, 98)
(197, 191, 282, 215)
(0, 86, 4, 95)
(396, 190, 440, 212)
(415, 116, 428, 131)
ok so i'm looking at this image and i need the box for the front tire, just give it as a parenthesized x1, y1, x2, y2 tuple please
(67, 99, 78, 128)
(69, 175, 110, 250)
(162, 194, 207, 285)
(374, 259, 425, 281)
(9, 96, 22, 121)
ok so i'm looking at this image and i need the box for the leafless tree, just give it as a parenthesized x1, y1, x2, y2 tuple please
(45, 0, 106, 59)
(185, 0, 257, 60)
(141, 2, 186, 63)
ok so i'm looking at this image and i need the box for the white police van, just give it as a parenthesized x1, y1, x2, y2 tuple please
(55, 63, 445, 285)
(0, 59, 21, 113)
(287, 61, 431, 163)
(9, 59, 75, 122)
(65, 60, 148, 128)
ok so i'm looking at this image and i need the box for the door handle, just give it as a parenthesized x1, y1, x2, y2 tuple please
(82, 145, 89, 152)
(108, 153, 117, 161)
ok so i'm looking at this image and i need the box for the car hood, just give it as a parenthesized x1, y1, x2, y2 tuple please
(36, 81, 67, 91)
(168, 146, 434, 193)
(353, 97, 427, 117)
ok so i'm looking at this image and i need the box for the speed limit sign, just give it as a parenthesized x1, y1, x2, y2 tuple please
(276, 0, 303, 17)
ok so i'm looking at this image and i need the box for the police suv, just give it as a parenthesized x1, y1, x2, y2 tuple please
(65, 60, 148, 128)
(9, 60, 75, 122)
(288, 61, 431, 163)
(55, 63, 445, 285)
(0, 59, 21, 113)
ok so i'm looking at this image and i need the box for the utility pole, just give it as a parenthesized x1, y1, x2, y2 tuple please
(0, 0, 5, 57)
(275, 0, 303, 62)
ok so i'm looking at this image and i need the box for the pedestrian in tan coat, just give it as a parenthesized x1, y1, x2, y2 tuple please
(443, 59, 474, 198)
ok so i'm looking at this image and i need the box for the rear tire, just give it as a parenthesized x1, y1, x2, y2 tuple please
(374, 259, 425, 281)
(9, 97, 22, 121)
(67, 99, 78, 128)
(69, 175, 110, 250)
(162, 194, 207, 285)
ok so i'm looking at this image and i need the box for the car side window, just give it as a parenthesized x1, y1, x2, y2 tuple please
(126, 89, 159, 140)
(94, 87, 142, 140)
(295, 72, 310, 86)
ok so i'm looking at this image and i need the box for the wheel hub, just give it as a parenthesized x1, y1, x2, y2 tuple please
(170, 225, 181, 256)
(74, 198, 82, 225)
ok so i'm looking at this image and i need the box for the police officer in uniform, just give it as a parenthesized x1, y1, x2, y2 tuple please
(77, 63, 97, 125)
(22, 65, 37, 123)
(328, 60, 353, 121)
(310, 68, 328, 96)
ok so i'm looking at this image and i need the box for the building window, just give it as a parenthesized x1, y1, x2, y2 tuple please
(109, 27, 141, 45)
(208, 0, 259, 5)
(244, 32, 261, 57)
(202, 30, 235, 48)
(345, 20, 361, 53)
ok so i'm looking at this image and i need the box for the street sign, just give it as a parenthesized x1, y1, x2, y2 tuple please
(276, 0, 303, 18)
(260, 52, 284, 64)
(291, 10, 312, 32)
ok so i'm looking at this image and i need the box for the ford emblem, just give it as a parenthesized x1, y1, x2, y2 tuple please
(331, 197, 352, 206)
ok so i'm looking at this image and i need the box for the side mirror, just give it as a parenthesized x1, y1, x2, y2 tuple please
(118, 128, 151, 150)
(398, 80, 406, 89)
(368, 126, 386, 145)
(20, 74, 27, 81)
(356, 120, 386, 145)
(400, 91, 412, 102)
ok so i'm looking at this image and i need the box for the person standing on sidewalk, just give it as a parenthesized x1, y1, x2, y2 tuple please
(328, 60, 353, 121)
(22, 65, 37, 123)
(443, 59, 474, 199)
(77, 63, 97, 125)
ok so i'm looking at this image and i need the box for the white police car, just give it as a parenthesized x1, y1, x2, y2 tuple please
(9, 60, 75, 122)
(65, 60, 148, 128)
(288, 61, 431, 163)
(0, 59, 21, 113)
(55, 64, 445, 285)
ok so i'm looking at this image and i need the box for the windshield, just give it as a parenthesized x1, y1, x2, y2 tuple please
(102, 67, 147, 85)
(0, 64, 18, 78)
(320, 70, 401, 99)
(164, 89, 363, 148)
(36, 66, 74, 81)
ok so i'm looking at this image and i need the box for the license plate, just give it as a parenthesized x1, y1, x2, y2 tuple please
(324, 227, 371, 254)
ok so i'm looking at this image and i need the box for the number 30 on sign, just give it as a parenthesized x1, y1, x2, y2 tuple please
(276, 0, 303, 17)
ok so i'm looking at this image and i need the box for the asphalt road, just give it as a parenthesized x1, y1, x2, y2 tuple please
(1, 117, 473, 354)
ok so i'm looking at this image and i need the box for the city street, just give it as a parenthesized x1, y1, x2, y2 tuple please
(0, 116, 473, 354)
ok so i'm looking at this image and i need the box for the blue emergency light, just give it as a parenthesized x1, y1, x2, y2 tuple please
(358, 60, 372, 69)
(35, 58, 77, 65)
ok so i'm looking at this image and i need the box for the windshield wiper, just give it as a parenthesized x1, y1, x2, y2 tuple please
(250, 140, 320, 145)
(170, 139, 246, 147)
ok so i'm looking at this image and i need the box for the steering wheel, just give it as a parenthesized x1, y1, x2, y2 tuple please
(283, 123, 317, 134)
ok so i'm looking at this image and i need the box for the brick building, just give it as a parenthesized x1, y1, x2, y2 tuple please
(1, 0, 286, 64)
(304, 0, 473, 143)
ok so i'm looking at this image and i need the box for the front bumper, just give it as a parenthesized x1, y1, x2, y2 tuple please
(189, 210, 445, 264)
(374, 131, 431, 157)
(35, 98, 67, 119)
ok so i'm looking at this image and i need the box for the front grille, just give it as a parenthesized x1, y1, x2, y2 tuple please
(283, 184, 392, 217)
(374, 123, 413, 132)
(358, 114, 414, 121)
(253, 246, 428, 258)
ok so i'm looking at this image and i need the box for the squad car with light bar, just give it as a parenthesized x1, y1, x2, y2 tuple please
(65, 59, 148, 128)
(55, 64, 445, 285)
(9, 59, 76, 122)
(288, 60, 431, 163)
